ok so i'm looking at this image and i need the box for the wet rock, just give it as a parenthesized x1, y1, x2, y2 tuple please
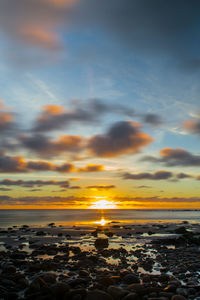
(95, 238, 109, 249)
(122, 293, 139, 300)
(85, 289, 113, 300)
(123, 274, 140, 284)
(176, 288, 188, 297)
(25, 281, 41, 295)
(67, 278, 88, 288)
(64, 288, 87, 300)
(51, 282, 70, 298)
(158, 274, 169, 283)
(98, 276, 115, 287)
(36, 231, 46, 236)
(105, 232, 113, 237)
(171, 296, 187, 300)
(127, 284, 147, 296)
(107, 286, 128, 299)
(174, 227, 188, 234)
(79, 270, 89, 277)
(164, 285, 177, 293)
(2, 264, 17, 274)
(2, 279, 16, 287)
(142, 275, 151, 283)
(18, 278, 29, 289)
(48, 223, 55, 227)
(2, 292, 19, 300)
(40, 273, 57, 284)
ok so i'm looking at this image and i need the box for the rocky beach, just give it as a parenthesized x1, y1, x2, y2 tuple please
(0, 221, 200, 300)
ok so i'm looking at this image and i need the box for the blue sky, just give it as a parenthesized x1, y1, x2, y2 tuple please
(0, 0, 200, 208)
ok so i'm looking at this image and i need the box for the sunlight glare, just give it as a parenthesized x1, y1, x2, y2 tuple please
(94, 218, 108, 226)
(89, 199, 117, 209)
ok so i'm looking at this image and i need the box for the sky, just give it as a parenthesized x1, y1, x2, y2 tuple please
(0, 0, 200, 209)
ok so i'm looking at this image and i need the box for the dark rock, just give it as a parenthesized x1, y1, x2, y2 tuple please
(67, 278, 88, 288)
(36, 231, 46, 236)
(122, 293, 139, 300)
(18, 278, 29, 289)
(85, 289, 113, 300)
(98, 276, 115, 287)
(174, 227, 188, 234)
(64, 288, 87, 300)
(2, 292, 19, 300)
(48, 223, 55, 227)
(51, 282, 70, 298)
(2, 265, 17, 274)
(127, 284, 147, 296)
(40, 273, 57, 284)
(94, 238, 109, 249)
(107, 286, 128, 299)
(105, 232, 113, 237)
(79, 270, 89, 277)
(171, 296, 187, 300)
(123, 274, 140, 284)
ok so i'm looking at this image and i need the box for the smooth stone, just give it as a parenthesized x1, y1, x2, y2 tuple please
(2, 265, 17, 274)
(2, 292, 18, 300)
(79, 270, 89, 277)
(85, 289, 113, 300)
(64, 288, 87, 300)
(123, 274, 140, 284)
(107, 285, 127, 299)
(98, 276, 115, 287)
(51, 282, 70, 298)
(39, 273, 57, 284)
(122, 293, 139, 300)
(18, 278, 29, 289)
(127, 284, 147, 296)
(171, 296, 187, 300)
(95, 238, 109, 249)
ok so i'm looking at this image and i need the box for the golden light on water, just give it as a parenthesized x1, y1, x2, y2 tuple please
(89, 198, 117, 209)
(94, 218, 108, 226)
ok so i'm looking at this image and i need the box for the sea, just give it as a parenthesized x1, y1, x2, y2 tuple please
(0, 209, 199, 227)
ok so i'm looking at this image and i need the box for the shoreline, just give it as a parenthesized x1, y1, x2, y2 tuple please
(0, 222, 200, 299)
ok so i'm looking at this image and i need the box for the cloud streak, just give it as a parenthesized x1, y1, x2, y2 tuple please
(0, 178, 70, 188)
(0, 151, 105, 174)
(86, 185, 115, 190)
(142, 148, 200, 167)
(123, 170, 173, 180)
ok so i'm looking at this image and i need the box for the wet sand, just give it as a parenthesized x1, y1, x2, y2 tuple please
(0, 221, 200, 300)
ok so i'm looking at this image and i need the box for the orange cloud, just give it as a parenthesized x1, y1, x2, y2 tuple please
(77, 164, 104, 172)
(21, 134, 84, 157)
(19, 27, 60, 50)
(41, 105, 65, 116)
(27, 160, 54, 171)
(0, 100, 14, 131)
(43, 0, 78, 7)
(182, 118, 200, 136)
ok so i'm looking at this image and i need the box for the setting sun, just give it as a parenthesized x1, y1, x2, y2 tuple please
(89, 199, 117, 209)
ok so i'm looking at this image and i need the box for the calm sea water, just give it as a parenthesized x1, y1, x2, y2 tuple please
(0, 209, 199, 227)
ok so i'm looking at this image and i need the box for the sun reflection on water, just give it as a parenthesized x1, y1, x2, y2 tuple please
(94, 217, 108, 226)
